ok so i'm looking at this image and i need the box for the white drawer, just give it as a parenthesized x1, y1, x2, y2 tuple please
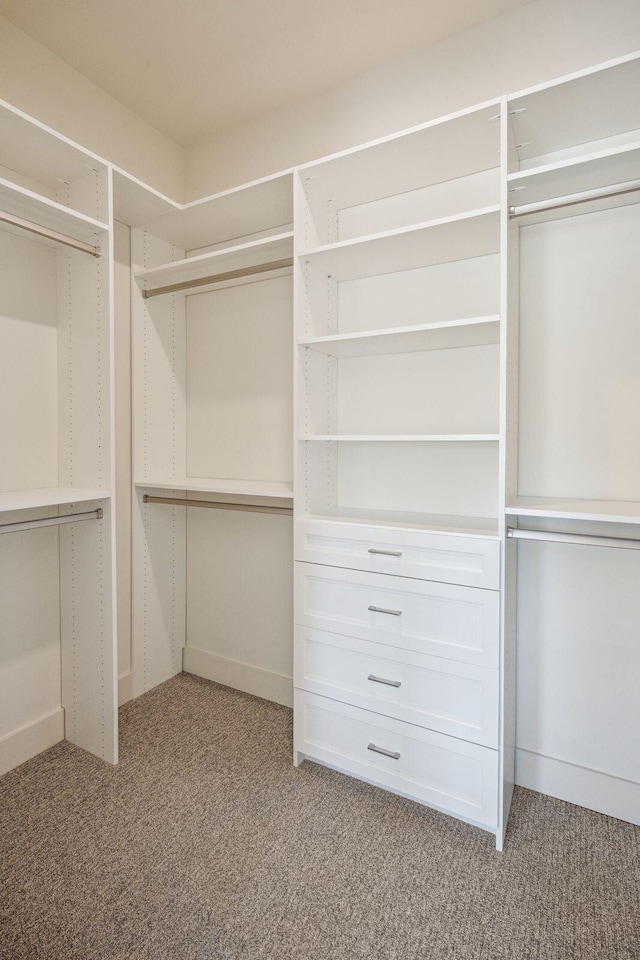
(294, 562, 499, 668)
(294, 690, 498, 830)
(295, 626, 498, 747)
(295, 519, 500, 589)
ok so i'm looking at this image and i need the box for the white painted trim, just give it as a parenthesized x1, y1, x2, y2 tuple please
(0, 709, 65, 777)
(118, 671, 134, 706)
(515, 748, 640, 827)
(183, 646, 293, 708)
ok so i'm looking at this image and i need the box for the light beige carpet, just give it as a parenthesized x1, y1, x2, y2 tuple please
(1, 673, 638, 959)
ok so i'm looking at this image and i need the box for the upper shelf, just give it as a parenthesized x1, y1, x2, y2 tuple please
(508, 52, 640, 169)
(299, 316, 500, 358)
(300, 208, 500, 282)
(134, 232, 293, 297)
(298, 101, 500, 213)
(508, 141, 640, 223)
(131, 171, 294, 252)
(0, 487, 110, 514)
(0, 177, 108, 246)
(0, 98, 108, 198)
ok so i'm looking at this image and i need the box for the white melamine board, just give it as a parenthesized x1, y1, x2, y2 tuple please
(0, 178, 108, 244)
(135, 232, 293, 292)
(132, 489, 186, 696)
(0, 98, 107, 200)
(114, 220, 132, 683)
(0, 488, 109, 512)
(304, 435, 499, 442)
(518, 204, 640, 501)
(57, 244, 112, 491)
(324, 255, 500, 339)
(299, 317, 500, 358)
(186, 275, 292, 483)
(0, 231, 58, 492)
(138, 479, 292, 500)
(132, 232, 187, 485)
(509, 53, 640, 166)
(516, 538, 640, 784)
(301, 209, 500, 281)
(0, 520, 61, 740)
(300, 509, 499, 537)
(338, 169, 500, 243)
(186, 508, 293, 679)
(60, 499, 117, 763)
(299, 102, 499, 213)
(506, 497, 640, 524)
(334, 345, 499, 435)
(138, 171, 293, 250)
(112, 168, 179, 226)
(325, 441, 498, 519)
(507, 142, 640, 211)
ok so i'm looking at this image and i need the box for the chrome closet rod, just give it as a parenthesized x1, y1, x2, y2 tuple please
(509, 177, 640, 219)
(141, 257, 293, 299)
(0, 209, 101, 257)
(143, 494, 292, 516)
(0, 508, 103, 536)
(507, 526, 640, 551)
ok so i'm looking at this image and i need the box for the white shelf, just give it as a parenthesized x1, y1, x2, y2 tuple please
(0, 177, 108, 244)
(508, 52, 640, 167)
(300, 208, 500, 282)
(299, 316, 500, 358)
(298, 101, 499, 211)
(0, 97, 108, 196)
(112, 168, 179, 226)
(136, 478, 293, 501)
(299, 508, 500, 538)
(133, 170, 294, 250)
(134, 231, 293, 295)
(302, 434, 499, 442)
(0, 487, 110, 514)
(508, 142, 640, 222)
(506, 497, 640, 525)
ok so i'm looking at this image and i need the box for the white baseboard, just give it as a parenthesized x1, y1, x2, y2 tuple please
(0, 709, 65, 777)
(515, 748, 640, 826)
(182, 646, 293, 708)
(118, 671, 134, 706)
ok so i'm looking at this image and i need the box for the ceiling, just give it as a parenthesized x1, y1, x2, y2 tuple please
(0, 0, 530, 147)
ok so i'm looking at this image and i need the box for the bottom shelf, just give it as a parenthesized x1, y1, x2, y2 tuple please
(300, 506, 499, 538)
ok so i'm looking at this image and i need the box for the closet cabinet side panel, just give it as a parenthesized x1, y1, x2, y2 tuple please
(60, 498, 117, 763)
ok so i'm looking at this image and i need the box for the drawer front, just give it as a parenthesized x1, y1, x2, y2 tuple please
(295, 626, 498, 747)
(294, 690, 498, 830)
(295, 519, 500, 589)
(294, 562, 499, 668)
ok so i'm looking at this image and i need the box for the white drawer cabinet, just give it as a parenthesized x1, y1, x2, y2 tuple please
(294, 562, 500, 668)
(295, 519, 500, 589)
(294, 690, 499, 830)
(295, 625, 499, 746)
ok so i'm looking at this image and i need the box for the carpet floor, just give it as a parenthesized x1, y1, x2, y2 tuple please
(1, 673, 638, 960)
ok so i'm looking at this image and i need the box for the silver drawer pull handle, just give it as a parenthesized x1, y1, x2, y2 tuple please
(368, 548, 402, 557)
(368, 605, 402, 616)
(368, 742, 401, 760)
(368, 674, 401, 688)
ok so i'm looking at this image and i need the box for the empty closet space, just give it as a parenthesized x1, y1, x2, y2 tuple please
(506, 52, 640, 824)
(296, 101, 502, 531)
(129, 174, 295, 702)
(0, 101, 116, 772)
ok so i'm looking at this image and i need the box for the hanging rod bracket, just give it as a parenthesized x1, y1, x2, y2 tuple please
(0, 209, 101, 257)
(0, 507, 103, 536)
(510, 177, 640, 220)
(142, 257, 293, 299)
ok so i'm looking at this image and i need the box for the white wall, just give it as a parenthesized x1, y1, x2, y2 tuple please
(186, 0, 640, 197)
(0, 14, 184, 200)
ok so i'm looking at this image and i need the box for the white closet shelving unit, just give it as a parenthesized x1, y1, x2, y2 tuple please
(0, 99, 117, 773)
(292, 101, 511, 847)
(118, 171, 296, 700)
